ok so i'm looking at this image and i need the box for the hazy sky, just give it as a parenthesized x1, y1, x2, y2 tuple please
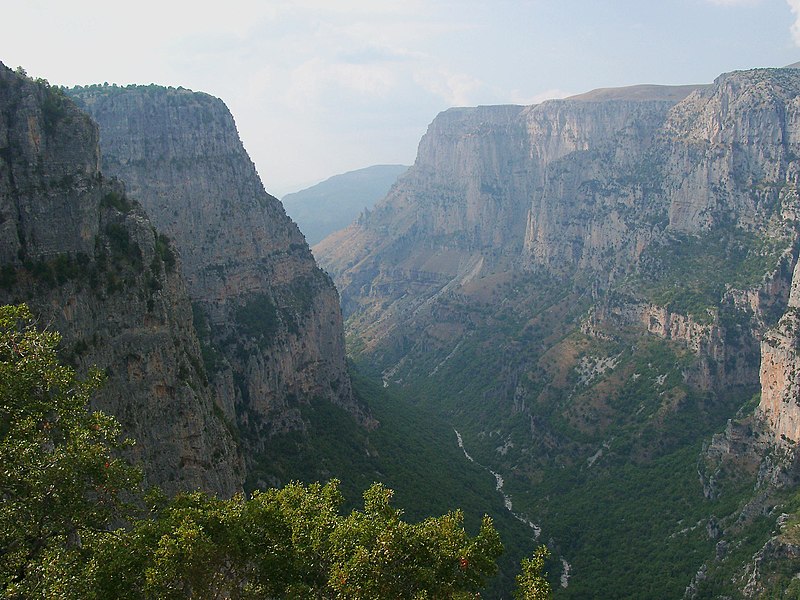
(3, 0, 800, 196)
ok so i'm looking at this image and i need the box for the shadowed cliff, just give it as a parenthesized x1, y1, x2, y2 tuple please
(0, 63, 243, 495)
(67, 85, 374, 484)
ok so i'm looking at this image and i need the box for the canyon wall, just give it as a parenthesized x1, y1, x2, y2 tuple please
(759, 257, 800, 442)
(0, 63, 242, 495)
(317, 68, 800, 450)
(68, 85, 372, 463)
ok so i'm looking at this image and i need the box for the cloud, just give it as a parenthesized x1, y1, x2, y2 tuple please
(705, 0, 763, 5)
(789, 0, 800, 45)
(413, 68, 485, 106)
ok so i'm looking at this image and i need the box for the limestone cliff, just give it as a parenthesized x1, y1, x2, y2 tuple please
(317, 70, 800, 397)
(0, 63, 242, 495)
(759, 256, 800, 443)
(316, 70, 800, 595)
(522, 70, 800, 277)
(67, 85, 369, 463)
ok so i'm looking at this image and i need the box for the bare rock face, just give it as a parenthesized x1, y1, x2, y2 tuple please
(519, 96, 679, 277)
(317, 68, 800, 438)
(522, 70, 800, 278)
(67, 85, 370, 461)
(0, 63, 242, 495)
(659, 70, 800, 232)
(759, 257, 800, 443)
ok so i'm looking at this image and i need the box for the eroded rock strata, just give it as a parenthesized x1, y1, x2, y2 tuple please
(0, 63, 242, 495)
(67, 85, 371, 465)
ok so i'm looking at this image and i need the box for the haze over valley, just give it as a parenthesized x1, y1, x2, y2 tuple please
(4, 2, 800, 598)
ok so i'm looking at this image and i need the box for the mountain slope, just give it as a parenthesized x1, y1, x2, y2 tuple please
(282, 164, 408, 245)
(316, 68, 800, 596)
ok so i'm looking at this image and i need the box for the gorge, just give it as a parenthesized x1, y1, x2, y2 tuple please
(66, 84, 373, 489)
(316, 67, 800, 597)
(3, 57, 800, 597)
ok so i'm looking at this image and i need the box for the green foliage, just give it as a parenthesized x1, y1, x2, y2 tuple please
(100, 191, 133, 213)
(105, 222, 142, 268)
(248, 369, 540, 598)
(8, 253, 91, 292)
(347, 265, 767, 597)
(191, 302, 224, 376)
(21, 259, 55, 288)
(0, 304, 141, 598)
(41, 86, 70, 134)
(67, 480, 502, 600)
(144, 232, 176, 303)
(633, 229, 788, 321)
(515, 546, 551, 600)
(692, 485, 800, 598)
(329, 485, 502, 599)
(234, 294, 280, 349)
(153, 233, 176, 273)
(0, 305, 520, 599)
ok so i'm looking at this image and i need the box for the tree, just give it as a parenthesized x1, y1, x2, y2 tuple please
(514, 545, 552, 600)
(327, 483, 502, 599)
(0, 304, 140, 598)
(0, 303, 527, 598)
(79, 480, 503, 599)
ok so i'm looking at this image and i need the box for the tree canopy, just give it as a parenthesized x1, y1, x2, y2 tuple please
(0, 304, 549, 599)
(0, 304, 140, 597)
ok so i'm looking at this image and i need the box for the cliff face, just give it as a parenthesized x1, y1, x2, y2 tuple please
(317, 90, 700, 332)
(522, 71, 800, 277)
(318, 70, 800, 397)
(759, 257, 800, 442)
(316, 71, 800, 594)
(67, 85, 369, 460)
(0, 64, 242, 495)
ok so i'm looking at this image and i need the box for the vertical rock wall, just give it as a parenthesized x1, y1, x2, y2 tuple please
(68, 85, 370, 461)
(759, 257, 800, 442)
(0, 64, 242, 495)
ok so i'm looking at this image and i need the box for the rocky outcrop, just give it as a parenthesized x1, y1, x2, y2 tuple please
(0, 63, 242, 495)
(740, 534, 800, 598)
(759, 257, 800, 442)
(659, 70, 800, 232)
(318, 68, 800, 472)
(318, 72, 800, 378)
(67, 85, 370, 460)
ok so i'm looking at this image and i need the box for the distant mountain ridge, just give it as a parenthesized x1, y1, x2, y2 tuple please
(566, 83, 708, 102)
(282, 164, 408, 246)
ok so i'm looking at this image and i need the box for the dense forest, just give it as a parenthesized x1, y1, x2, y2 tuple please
(0, 304, 549, 599)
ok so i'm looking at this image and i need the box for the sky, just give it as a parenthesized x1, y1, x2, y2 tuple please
(2, 0, 800, 196)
